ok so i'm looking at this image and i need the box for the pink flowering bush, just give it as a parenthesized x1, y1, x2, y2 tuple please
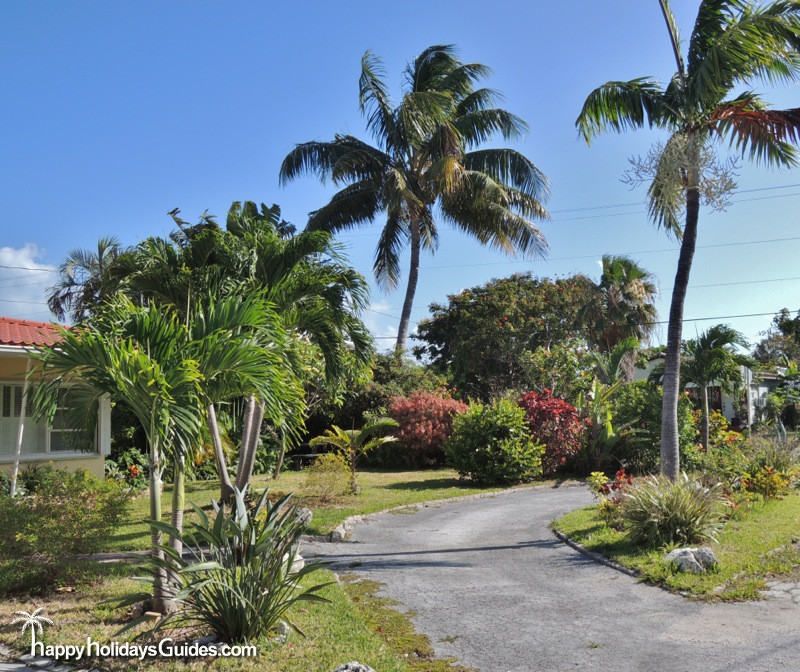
(388, 392, 468, 467)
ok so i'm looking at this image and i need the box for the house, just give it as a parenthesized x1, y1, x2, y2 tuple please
(0, 316, 110, 479)
(634, 355, 783, 428)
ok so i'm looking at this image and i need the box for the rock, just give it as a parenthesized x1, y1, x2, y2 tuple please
(330, 525, 348, 543)
(275, 621, 291, 637)
(296, 507, 313, 526)
(331, 663, 378, 672)
(691, 547, 719, 570)
(663, 547, 719, 574)
(130, 602, 144, 619)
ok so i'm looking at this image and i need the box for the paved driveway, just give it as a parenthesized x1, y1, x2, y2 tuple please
(305, 485, 800, 672)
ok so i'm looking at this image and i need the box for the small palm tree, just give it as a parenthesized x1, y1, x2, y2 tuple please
(12, 609, 53, 651)
(682, 325, 753, 451)
(577, 0, 800, 478)
(310, 418, 399, 494)
(592, 336, 640, 386)
(281, 45, 550, 352)
(47, 236, 124, 322)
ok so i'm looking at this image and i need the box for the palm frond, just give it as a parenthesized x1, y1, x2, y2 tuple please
(577, 78, 667, 143)
(306, 179, 382, 233)
(463, 148, 550, 203)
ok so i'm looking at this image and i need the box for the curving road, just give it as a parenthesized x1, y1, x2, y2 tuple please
(305, 485, 800, 672)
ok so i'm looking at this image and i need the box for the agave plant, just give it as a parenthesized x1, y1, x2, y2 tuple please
(118, 488, 330, 643)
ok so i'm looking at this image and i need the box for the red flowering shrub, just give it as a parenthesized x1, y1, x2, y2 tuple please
(518, 389, 585, 475)
(388, 392, 468, 467)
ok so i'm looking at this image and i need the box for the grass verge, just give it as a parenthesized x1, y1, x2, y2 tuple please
(552, 493, 800, 600)
(0, 566, 471, 672)
(106, 469, 555, 552)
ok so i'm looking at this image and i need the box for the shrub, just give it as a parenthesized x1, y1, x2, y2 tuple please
(387, 392, 467, 467)
(0, 468, 130, 590)
(587, 469, 634, 528)
(132, 489, 331, 643)
(303, 452, 351, 503)
(611, 381, 700, 473)
(620, 474, 726, 547)
(445, 399, 543, 485)
(518, 389, 584, 475)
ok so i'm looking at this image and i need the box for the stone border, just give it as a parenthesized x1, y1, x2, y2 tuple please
(305, 480, 586, 543)
(551, 528, 639, 578)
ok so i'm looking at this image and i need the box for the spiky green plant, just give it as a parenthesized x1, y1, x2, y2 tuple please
(621, 473, 726, 547)
(118, 488, 330, 643)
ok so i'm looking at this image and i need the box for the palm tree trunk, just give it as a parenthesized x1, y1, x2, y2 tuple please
(395, 217, 421, 354)
(701, 386, 710, 452)
(660, 133, 700, 480)
(272, 427, 287, 480)
(235, 400, 265, 493)
(148, 443, 168, 613)
(207, 403, 234, 502)
(169, 454, 185, 555)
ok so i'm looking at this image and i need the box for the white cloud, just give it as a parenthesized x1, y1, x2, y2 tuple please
(0, 244, 57, 322)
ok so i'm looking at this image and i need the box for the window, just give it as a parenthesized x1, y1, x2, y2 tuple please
(0, 382, 96, 457)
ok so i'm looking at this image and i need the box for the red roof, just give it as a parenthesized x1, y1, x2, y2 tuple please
(0, 316, 65, 347)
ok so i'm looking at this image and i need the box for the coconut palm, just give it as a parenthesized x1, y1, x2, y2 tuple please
(47, 236, 125, 322)
(280, 44, 550, 352)
(591, 256, 658, 352)
(577, 0, 800, 478)
(310, 418, 398, 494)
(12, 608, 53, 651)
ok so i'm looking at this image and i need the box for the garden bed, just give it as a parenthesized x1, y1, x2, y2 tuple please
(552, 493, 800, 600)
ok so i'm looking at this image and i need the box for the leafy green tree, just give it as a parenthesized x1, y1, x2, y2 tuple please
(280, 44, 550, 352)
(413, 273, 594, 399)
(577, 0, 800, 478)
(517, 337, 595, 402)
(753, 308, 800, 366)
(310, 418, 399, 494)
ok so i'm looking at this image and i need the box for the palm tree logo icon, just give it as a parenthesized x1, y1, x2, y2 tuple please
(12, 609, 54, 652)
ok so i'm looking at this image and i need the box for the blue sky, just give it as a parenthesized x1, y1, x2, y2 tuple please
(1, 1, 798, 352)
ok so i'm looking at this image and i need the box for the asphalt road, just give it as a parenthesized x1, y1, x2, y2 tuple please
(305, 485, 800, 672)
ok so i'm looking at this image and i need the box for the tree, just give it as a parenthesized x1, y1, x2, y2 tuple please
(119, 201, 373, 491)
(12, 609, 53, 650)
(280, 44, 550, 352)
(413, 273, 594, 399)
(310, 418, 399, 494)
(681, 325, 752, 451)
(753, 308, 800, 366)
(47, 236, 125, 322)
(32, 297, 204, 612)
(584, 255, 657, 380)
(32, 294, 298, 611)
(577, 0, 800, 478)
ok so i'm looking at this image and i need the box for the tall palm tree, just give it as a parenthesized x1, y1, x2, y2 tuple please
(577, 0, 800, 478)
(280, 45, 550, 352)
(47, 236, 125, 322)
(682, 325, 753, 451)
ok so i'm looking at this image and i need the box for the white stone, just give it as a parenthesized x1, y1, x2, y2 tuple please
(331, 663, 378, 672)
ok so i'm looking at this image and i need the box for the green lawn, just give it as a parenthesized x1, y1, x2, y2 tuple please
(107, 469, 548, 552)
(552, 493, 800, 600)
(0, 565, 472, 672)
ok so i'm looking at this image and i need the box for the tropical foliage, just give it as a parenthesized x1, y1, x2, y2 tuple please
(577, 0, 800, 478)
(387, 392, 467, 467)
(281, 44, 550, 351)
(414, 273, 594, 399)
(122, 489, 330, 643)
(310, 418, 399, 494)
(518, 390, 584, 476)
(445, 399, 543, 485)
